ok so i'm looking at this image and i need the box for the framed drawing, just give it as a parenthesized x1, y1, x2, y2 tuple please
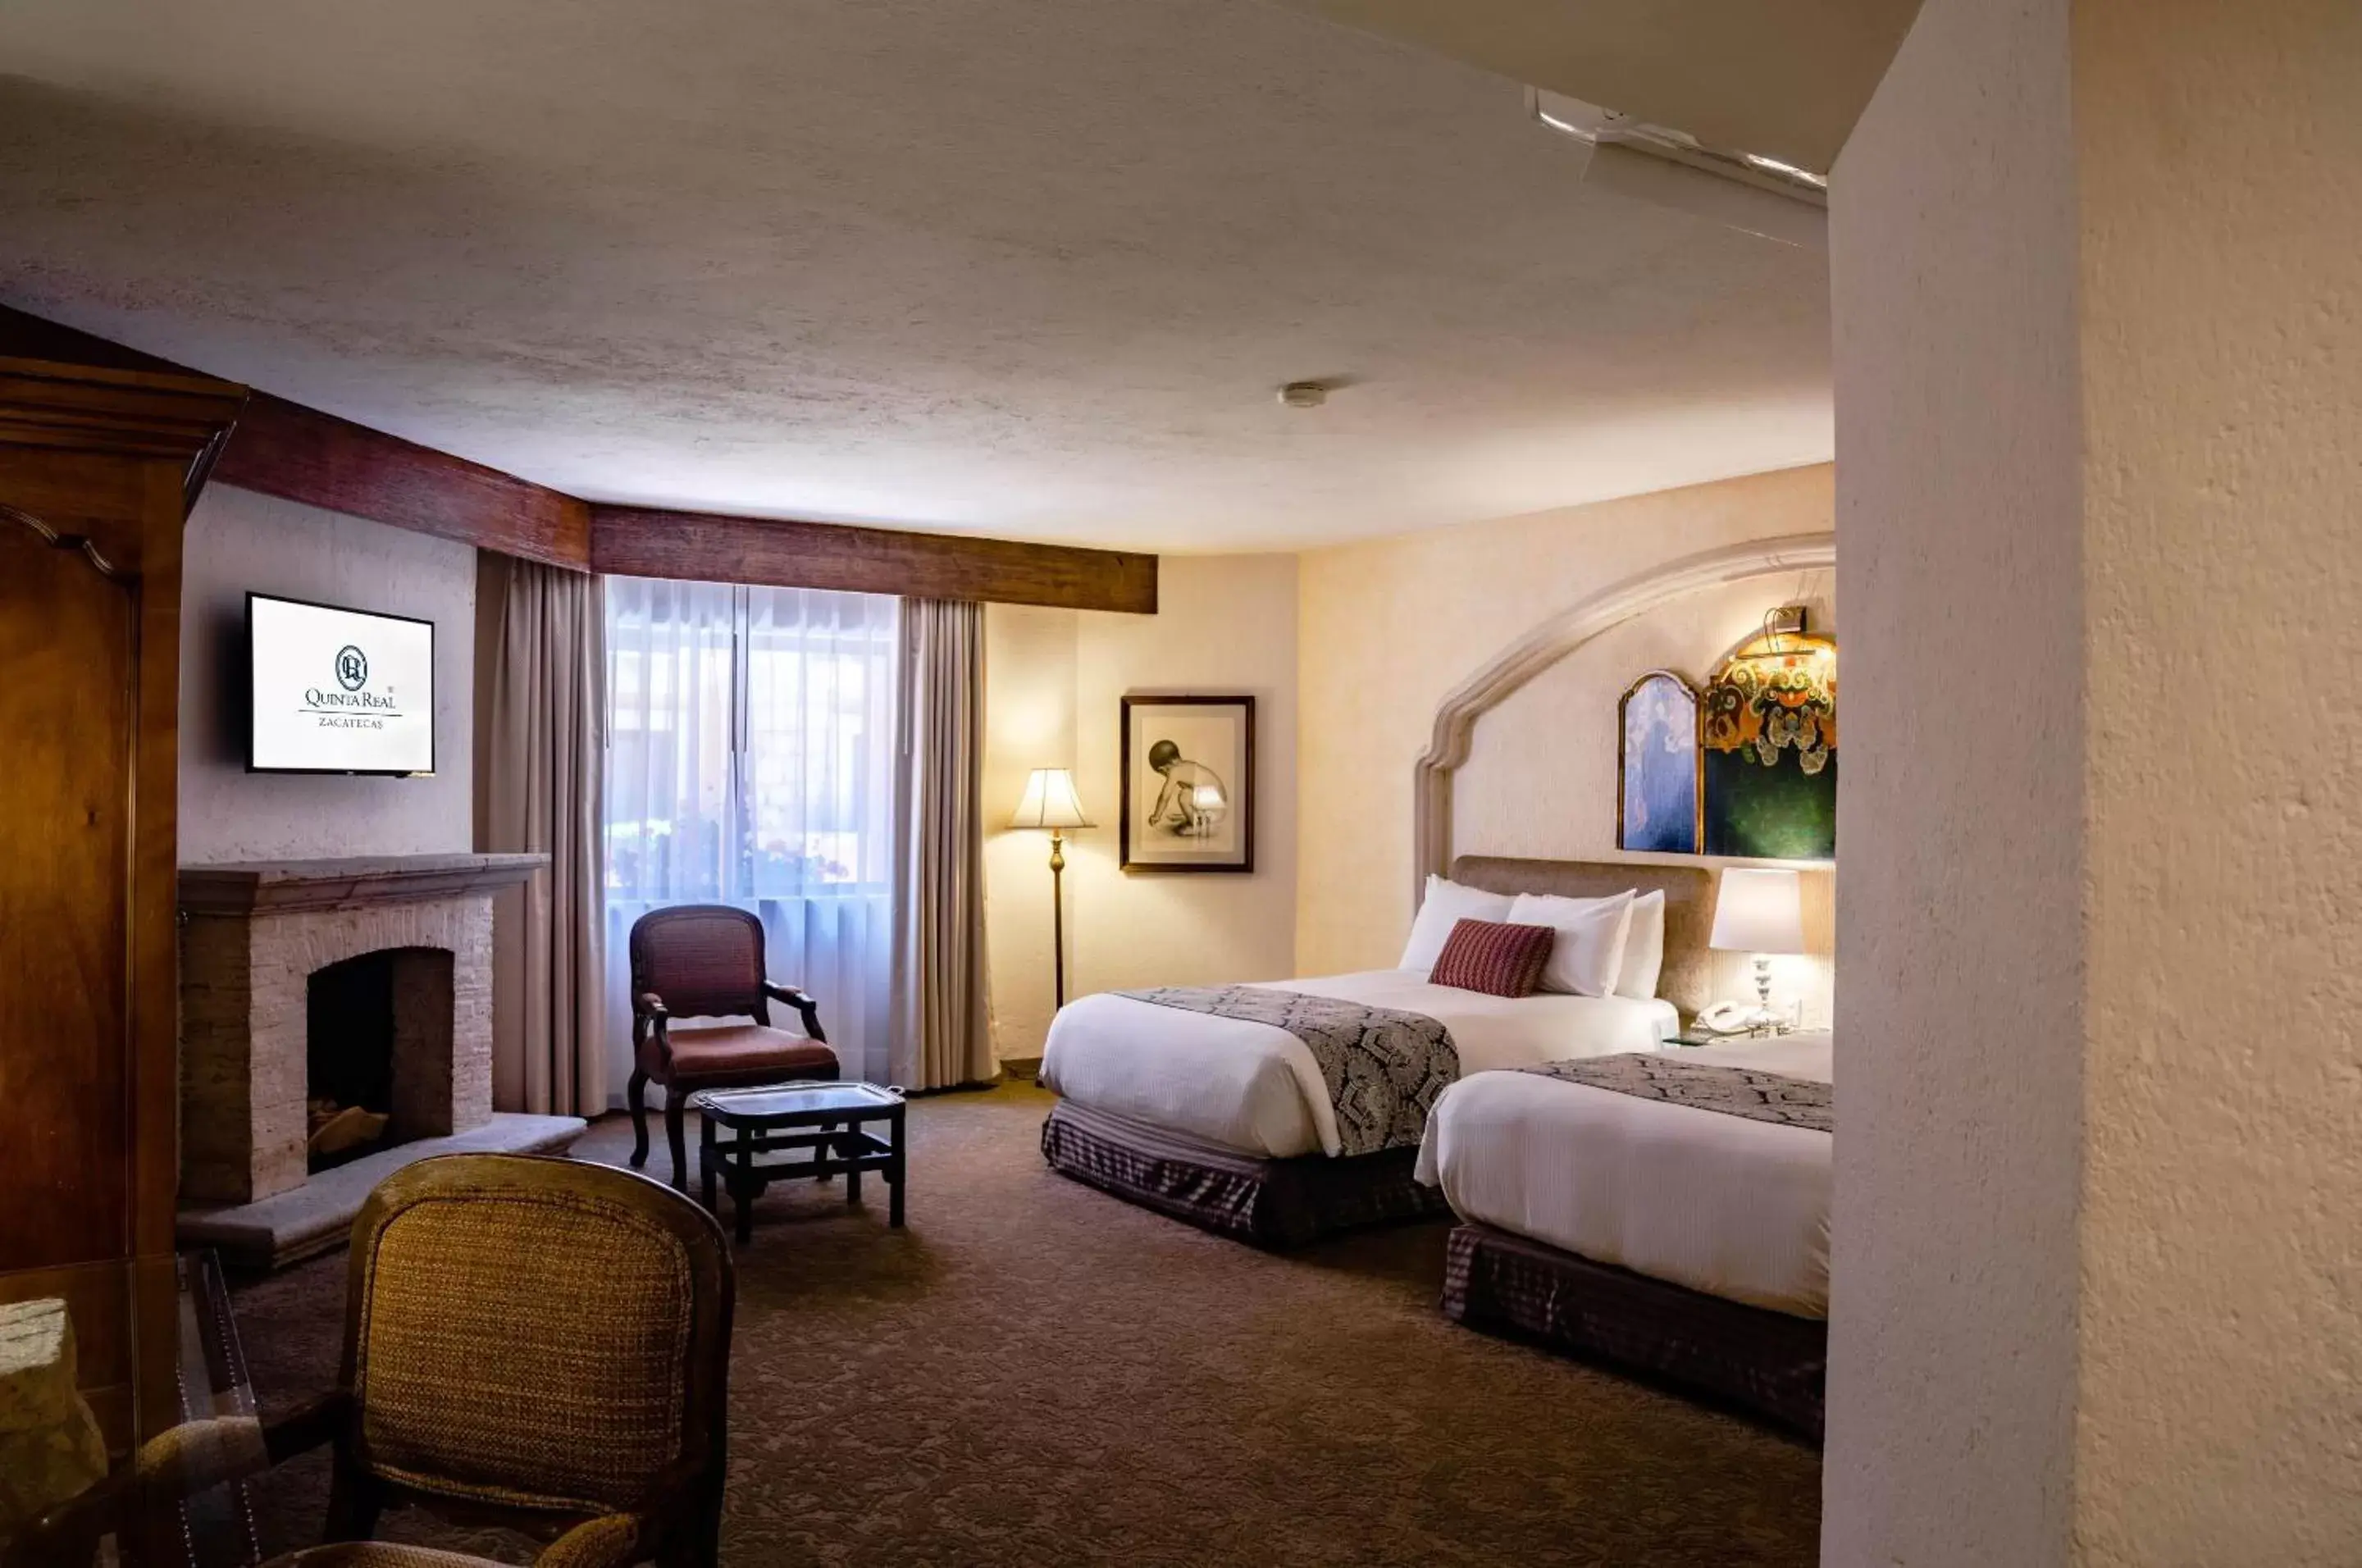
(1617, 670, 1703, 854)
(1119, 695, 1255, 873)
(1700, 608, 1837, 861)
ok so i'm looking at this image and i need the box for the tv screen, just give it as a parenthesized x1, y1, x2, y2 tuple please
(248, 593, 435, 775)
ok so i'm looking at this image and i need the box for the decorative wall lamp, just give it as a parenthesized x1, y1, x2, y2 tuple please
(1010, 768, 1092, 1010)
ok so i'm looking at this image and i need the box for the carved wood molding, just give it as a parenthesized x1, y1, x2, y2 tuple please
(0, 500, 128, 579)
(0, 354, 249, 513)
(1410, 531, 1837, 900)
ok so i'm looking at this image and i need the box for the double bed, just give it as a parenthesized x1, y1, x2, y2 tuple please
(1420, 1029, 1834, 1437)
(1037, 857, 1708, 1247)
(1046, 972, 1676, 1160)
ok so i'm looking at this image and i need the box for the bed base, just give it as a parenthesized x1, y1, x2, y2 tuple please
(1040, 1098, 1449, 1248)
(1442, 1222, 1827, 1442)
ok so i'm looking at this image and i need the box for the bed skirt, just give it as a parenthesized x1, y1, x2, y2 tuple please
(1040, 1099, 1450, 1248)
(1441, 1222, 1828, 1441)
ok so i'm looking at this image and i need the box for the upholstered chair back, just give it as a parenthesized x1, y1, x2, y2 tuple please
(630, 905, 772, 1022)
(340, 1154, 734, 1519)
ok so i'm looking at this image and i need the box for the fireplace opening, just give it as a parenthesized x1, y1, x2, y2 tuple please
(306, 946, 454, 1172)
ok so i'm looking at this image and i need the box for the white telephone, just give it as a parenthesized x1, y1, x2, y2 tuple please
(1697, 1001, 1760, 1035)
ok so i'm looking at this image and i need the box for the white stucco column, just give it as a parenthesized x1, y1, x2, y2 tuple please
(1825, 0, 2362, 1562)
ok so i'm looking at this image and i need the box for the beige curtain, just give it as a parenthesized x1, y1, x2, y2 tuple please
(475, 553, 608, 1117)
(891, 599, 994, 1090)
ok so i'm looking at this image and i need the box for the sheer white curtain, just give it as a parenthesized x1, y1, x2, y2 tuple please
(601, 577, 900, 1095)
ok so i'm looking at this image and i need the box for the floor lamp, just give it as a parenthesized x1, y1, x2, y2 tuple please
(1011, 768, 1092, 1010)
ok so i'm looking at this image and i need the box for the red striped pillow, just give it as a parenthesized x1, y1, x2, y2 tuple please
(1428, 918, 1555, 999)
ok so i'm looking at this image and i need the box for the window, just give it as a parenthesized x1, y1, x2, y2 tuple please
(602, 577, 899, 1083)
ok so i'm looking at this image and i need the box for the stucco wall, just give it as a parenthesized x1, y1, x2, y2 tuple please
(2071, 0, 2362, 1558)
(1295, 464, 1834, 978)
(983, 554, 1298, 1061)
(1821, 0, 2086, 1558)
(1826, 0, 2362, 1561)
(179, 485, 476, 864)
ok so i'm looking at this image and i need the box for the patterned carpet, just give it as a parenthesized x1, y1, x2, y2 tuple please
(230, 1083, 1821, 1566)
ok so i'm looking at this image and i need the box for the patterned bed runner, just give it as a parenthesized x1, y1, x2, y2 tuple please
(1114, 987, 1459, 1157)
(1518, 1054, 1832, 1134)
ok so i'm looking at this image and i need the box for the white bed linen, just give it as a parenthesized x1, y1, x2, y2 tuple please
(1415, 1035, 1835, 1319)
(1039, 971, 1677, 1160)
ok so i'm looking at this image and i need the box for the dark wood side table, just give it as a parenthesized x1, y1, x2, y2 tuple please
(688, 1082, 908, 1242)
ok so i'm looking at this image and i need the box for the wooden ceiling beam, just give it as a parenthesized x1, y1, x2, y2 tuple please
(589, 504, 1157, 615)
(0, 305, 1158, 611)
(215, 394, 590, 571)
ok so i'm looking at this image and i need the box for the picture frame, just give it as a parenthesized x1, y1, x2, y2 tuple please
(1119, 694, 1255, 873)
(1699, 610, 1837, 861)
(1616, 670, 1703, 855)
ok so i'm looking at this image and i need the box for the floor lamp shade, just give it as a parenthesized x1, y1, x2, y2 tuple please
(1013, 768, 1092, 1014)
(1011, 768, 1093, 831)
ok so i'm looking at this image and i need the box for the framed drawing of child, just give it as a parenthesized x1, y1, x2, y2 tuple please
(1119, 695, 1255, 873)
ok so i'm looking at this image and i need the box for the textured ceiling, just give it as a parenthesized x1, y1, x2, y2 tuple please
(0, 0, 1832, 552)
(1275, 0, 1920, 175)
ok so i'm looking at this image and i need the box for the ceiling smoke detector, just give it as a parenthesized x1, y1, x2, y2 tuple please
(1278, 381, 1329, 409)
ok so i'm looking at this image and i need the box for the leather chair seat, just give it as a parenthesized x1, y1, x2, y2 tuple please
(664, 1023, 837, 1078)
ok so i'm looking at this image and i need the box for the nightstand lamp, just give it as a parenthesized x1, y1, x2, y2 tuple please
(1011, 768, 1092, 1010)
(1708, 868, 1808, 1033)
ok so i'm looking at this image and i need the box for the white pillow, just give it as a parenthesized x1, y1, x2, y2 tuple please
(1613, 889, 1668, 1001)
(1400, 875, 1514, 974)
(1506, 891, 1636, 999)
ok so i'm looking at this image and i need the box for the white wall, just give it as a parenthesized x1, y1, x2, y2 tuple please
(179, 485, 475, 864)
(1826, 0, 2362, 1561)
(982, 604, 1081, 1064)
(983, 554, 1299, 1062)
(1823, 0, 2083, 1552)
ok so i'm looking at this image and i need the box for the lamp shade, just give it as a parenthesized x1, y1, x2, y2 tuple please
(1010, 767, 1093, 831)
(1708, 868, 1807, 955)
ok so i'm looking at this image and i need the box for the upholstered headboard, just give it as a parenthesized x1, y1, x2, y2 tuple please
(1448, 855, 1717, 1019)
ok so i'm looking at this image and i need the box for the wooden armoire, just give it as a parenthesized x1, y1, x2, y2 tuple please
(0, 353, 246, 1447)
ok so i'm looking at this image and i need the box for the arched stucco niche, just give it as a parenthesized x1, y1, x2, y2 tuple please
(1411, 532, 1837, 898)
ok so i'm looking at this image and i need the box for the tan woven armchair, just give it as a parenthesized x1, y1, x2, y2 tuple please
(627, 905, 837, 1191)
(14, 1155, 735, 1568)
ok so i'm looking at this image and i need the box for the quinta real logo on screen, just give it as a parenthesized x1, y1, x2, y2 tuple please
(303, 642, 399, 722)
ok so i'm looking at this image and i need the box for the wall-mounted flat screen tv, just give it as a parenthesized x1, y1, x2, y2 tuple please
(248, 593, 435, 776)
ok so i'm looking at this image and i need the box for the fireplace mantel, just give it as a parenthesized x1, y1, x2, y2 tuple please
(177, 850, 551, 1215)
(179, 853, 547, 916)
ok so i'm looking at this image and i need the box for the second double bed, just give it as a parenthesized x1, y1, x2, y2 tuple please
(1417, 1031, 1835, 1436)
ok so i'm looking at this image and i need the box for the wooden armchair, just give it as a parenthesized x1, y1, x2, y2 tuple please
(627, 905, 838, 1192)
(9, 1155, 733, 1568)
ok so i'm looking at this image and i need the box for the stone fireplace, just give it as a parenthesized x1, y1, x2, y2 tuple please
(178, 855, 547, 1208)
